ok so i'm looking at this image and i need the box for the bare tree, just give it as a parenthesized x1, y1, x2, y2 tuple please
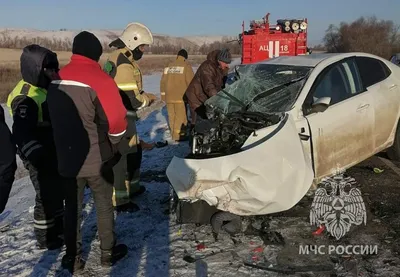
(323, 16, 400, 58)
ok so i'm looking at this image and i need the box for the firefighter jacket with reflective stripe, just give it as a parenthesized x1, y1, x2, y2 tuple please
(160, 56, 194, 103)
(103, 47, 150, 111)
(7, 80, 57, 170)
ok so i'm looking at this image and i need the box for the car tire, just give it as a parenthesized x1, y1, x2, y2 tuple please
(387, 120, 400, 161)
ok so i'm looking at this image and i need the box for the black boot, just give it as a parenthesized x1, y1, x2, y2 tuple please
(130, 185, 146, 197)
(115, 202, 140, 213)
(61, 254, 85, 274)
(36, 237, 64, 250)
(101, 244, 128, 267)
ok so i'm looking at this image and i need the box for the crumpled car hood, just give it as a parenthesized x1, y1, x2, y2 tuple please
(166, 113, 314, 216)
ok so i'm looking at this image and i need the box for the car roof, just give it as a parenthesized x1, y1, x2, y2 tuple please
(254, 52, 388, 67)
(254, 53, 338, 67)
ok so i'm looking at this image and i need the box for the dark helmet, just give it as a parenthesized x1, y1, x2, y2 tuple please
(177, 49, 188, 59)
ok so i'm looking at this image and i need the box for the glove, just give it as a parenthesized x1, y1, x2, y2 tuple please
(143, 92, 158, 105)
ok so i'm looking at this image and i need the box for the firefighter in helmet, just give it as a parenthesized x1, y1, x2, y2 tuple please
(103, 22, 158, 213)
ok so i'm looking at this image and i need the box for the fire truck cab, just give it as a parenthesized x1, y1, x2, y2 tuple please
(239, 13, 310, 64)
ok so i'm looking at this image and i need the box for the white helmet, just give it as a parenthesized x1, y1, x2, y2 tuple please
(119, 22, 153, 51)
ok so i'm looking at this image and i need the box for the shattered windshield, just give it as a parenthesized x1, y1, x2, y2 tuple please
(205, 63, 313, 114)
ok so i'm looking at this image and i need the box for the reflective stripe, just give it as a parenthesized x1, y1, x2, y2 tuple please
(34, 218, 55, 224)
(24, 144, 42, 158)
(109, 129, 127, 137)
(167, 100, 184, 104)
(137, 98, 147, 110)
(21, 140, 39, 153)
(54, 209, 64, 218)
(118, 83, 139, 92)
(21, 140, 42, 158)
(34, 223, 55, 229)
(165, 66, 185, 74)
(51, 80, 90, 87)
(113, 190, 129, 198)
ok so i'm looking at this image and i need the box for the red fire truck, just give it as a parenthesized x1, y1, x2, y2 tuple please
(239, 13, 310, 64)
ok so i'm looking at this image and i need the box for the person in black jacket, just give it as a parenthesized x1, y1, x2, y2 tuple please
(6, 44, 64, 250)
(0, 105, 17, 214)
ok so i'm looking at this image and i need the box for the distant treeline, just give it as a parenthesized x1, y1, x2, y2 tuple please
(0, 32, 242, 55)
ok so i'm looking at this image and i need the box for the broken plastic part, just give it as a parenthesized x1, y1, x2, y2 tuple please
(196, 243, 206, 251)
(312, 225, 326, 235)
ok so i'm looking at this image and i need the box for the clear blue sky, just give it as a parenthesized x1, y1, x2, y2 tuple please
(0, 0, 399, 45)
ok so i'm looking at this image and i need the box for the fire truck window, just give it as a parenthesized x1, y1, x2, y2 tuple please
(312, 65, 350, 106)
(355, 57, 391, 88)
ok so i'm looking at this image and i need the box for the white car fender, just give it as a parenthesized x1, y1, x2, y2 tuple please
(166, 113, 314, 216)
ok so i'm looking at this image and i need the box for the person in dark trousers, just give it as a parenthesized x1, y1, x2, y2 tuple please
(47, 31, 129, 273)
(6, 44, 64, 250)
(0, 105, 17, 214)
(184, 48, 232, 126)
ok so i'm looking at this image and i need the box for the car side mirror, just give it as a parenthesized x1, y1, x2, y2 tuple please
(312, 97, 331, 113)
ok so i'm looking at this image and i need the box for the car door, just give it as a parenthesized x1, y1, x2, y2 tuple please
(301, 57, 375, 181)
(355, 56, 400, 151)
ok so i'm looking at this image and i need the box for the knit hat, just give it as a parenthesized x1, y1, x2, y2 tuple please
(72, 31, 103, 61)
(177, 49, 188, 59)
(217, 48, 232, 64)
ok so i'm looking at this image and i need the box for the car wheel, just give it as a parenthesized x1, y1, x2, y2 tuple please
(387, 120, 400, 161)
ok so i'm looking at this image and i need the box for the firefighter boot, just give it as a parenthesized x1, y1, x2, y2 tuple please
(112, 164, 142, 213)
(101, 244, 128, 267)
(36, 236, 64, 250)
(61, 254, 86, 274)
(115, 201, 140, 213)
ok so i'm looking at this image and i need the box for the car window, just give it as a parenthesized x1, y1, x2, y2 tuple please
(312, 63, 351, 106)
(340, 59, 363, 95)
(355, 57, 391, 88)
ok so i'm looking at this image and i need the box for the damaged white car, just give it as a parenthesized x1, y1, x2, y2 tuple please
(166, 52, 400, 229)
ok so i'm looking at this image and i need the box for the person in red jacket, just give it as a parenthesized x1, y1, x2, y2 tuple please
(47, 31, 129, 273)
